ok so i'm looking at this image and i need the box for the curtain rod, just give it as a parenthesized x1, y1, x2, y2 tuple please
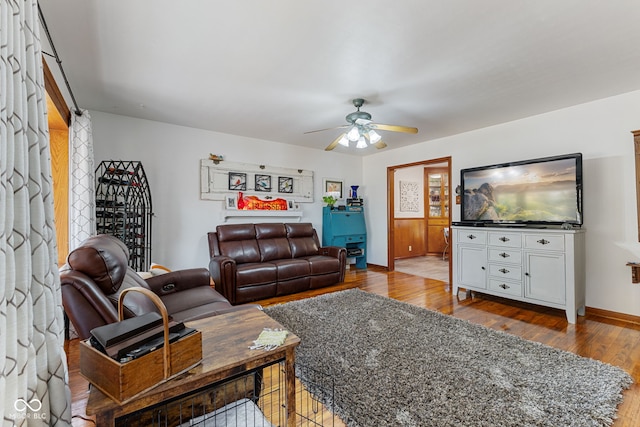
(38, 4, 82, 116)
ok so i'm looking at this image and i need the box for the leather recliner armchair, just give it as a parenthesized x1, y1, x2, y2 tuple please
(61, 234, 254, 340)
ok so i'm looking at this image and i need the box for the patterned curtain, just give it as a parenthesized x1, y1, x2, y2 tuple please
(69, 110, 95, 250)
(0, 0, 72, 425)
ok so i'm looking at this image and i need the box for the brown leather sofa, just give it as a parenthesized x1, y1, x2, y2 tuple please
(61, 234, 254, 340)
(208, 223, 347, 305)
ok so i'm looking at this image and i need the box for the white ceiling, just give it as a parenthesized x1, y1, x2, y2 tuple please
(39, 1, 640, 155)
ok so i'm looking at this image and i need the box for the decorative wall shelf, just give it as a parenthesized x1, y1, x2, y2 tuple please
(200, 159, 314, 202)
(627, 262, 640, 283)
(221, 209, 302, 222)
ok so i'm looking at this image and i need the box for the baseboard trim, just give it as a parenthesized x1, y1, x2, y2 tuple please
(586, 306, 640, 325)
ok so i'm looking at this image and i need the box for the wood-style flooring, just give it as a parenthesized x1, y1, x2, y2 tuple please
(394, 255, 450, 283)
(67, 266, 640, 426)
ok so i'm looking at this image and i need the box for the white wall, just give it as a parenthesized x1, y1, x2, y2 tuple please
(91, 89, 640, 316)
(91, 111, 363, 270)
(364, 89, 640, 316)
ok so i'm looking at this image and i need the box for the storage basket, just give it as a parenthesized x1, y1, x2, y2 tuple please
(80, 287, 203, 403)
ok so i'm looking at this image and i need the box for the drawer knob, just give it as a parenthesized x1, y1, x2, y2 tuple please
(481, 266, 486, 270)
(537, 239, 550, 245)
(525, 272, 530, 277)
(499, 236, 510, 242)
(498, 268, 510, 274)
(499, 283, 510, 290)
(499, 252, 510, 258)
(467, 234, 476, 240)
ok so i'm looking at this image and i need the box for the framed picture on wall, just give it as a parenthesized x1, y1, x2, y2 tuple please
(255, 174, 271, 192)
(323, 178, 343, 199)
(278, 176, 294, 193)
(228, 172, 247, 191)
(225, 194, 237, 209)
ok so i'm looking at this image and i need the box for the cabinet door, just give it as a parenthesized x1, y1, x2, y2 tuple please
(427, 223, 446, 255)
(456, 245, 486, 289)
(524, 251, 565, 305)
(426, 169, 449, 219)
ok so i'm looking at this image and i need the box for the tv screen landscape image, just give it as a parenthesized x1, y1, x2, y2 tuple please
(461, 154, 583, 226)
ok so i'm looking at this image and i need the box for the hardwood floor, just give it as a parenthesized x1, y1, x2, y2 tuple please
(67, 266, 640, 426)
(394, 255, 450, 283)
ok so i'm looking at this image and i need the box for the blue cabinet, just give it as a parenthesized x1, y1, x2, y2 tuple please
(322, 206, 367, 269)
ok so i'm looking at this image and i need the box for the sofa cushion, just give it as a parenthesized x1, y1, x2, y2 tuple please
(160, 286, 232, 321)
(303, 255, 342, 276)
(271, 259, 311, 280)
(286, 223, 320, 258)
(216, 224, 261, 263)
(236, 262, 277, 288)
(255, 223, 292, 261)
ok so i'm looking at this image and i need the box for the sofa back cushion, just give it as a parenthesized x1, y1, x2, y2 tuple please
(216, 224, 261, 263)
(286, 223, 320, 258)
(255, 223, 292, 261)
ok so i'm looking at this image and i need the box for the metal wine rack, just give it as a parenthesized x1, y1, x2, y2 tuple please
(95, 160, 153, 271)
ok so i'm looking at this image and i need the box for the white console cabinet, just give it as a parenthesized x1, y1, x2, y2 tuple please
(452, 226, 585, 323)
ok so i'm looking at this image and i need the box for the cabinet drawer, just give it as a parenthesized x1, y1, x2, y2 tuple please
(488, 248, 521, 264)
(344, 234, 365, 243)
(488, 279, 523, 297)
(524, 234, 564, 251)
(457, 230, 487, 245)
(332, 235, 365, 246)
(488, 232, 522, 248)
(488, 264, 522, 281)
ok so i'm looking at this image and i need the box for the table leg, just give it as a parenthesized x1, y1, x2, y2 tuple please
(285, 347, 296, 426)
(94, 410, 115, 427)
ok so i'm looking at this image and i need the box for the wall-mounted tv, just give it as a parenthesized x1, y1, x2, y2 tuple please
(459, 153, 583, 227)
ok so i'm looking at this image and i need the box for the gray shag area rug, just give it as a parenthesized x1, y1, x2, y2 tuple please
(264, 289, 632, 427)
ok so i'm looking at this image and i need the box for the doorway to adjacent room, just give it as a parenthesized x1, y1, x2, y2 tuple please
(387, 157, 452, 284)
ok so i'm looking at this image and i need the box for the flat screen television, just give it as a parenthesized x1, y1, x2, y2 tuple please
(459, 153, 583, 227)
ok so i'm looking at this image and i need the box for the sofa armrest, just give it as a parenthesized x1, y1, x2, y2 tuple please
(319, 245, 346, 259)
(320, 246, 347, 282)
(60, 270, 121, 340)
(208, 256, 238, 304)
(145, 268, 211, 296)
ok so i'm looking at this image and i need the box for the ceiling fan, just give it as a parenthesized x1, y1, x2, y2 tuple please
(305, 98, 418, 151)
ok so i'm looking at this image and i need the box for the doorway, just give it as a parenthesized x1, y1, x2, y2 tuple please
(44, 59, 71, 265)
(387, 157, 452, 283)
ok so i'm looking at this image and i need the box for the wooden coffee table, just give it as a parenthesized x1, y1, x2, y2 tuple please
(85, 308, 301, 426)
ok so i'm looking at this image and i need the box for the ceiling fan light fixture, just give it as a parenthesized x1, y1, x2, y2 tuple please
(347, 126, 360, 142)
(308, 98, 418, 151)
(368, 129, 382, 144)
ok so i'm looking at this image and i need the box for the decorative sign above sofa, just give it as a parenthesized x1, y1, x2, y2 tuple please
(200, 159, 314, 202)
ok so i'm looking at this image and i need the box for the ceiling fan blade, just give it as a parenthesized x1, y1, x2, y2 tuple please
(374, 140, 387, 149)
(370, 123, 418, 134)
(304, 125, 349, 134)
(325, 133, 346, 151)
